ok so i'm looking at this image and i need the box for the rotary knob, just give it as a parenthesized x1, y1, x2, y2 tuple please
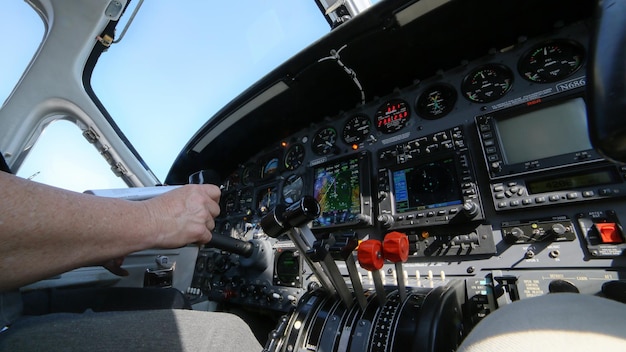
(377, 213, 395, 228)
(505, 227, 525, 244)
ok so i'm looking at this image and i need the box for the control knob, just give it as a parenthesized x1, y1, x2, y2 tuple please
(377, 213, 395, 228)
(452, 200, 480, 223)
(505, 227, 525, 243)
(462, 200, 479, 218)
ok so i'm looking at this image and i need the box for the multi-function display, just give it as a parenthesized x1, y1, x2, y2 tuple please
(392, 157, 463, 213)
(312, 156, 362, 228)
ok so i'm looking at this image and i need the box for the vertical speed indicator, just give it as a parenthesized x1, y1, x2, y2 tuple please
(375, 99, 410, 134)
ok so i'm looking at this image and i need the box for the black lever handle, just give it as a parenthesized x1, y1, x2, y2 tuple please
(260, 196, 321, 238)
(205, 234, 254, 258)
(187, 169, 254, 257)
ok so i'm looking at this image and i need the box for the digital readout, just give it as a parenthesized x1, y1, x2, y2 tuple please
(527, 169, 616, 194)
(375, 100, 410, 134)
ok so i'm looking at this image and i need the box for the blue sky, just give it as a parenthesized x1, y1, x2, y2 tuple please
(0, 1, 334, 190)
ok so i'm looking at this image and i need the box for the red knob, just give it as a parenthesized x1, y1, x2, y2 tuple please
(383, 231, 409, 262)
(357, 239, 384, 271)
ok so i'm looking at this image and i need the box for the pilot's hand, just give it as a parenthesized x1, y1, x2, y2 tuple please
(102, 256, 129, 277)
(143, 184, 221, 248)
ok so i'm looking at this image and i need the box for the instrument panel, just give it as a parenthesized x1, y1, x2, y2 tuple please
(189, 19, 626, 313)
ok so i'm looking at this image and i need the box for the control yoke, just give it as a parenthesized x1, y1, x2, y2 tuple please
(204, 234, 254, 258)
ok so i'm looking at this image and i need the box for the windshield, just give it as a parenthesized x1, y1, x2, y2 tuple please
(91, 1, 331, 181)
(0, 1, 337, 188)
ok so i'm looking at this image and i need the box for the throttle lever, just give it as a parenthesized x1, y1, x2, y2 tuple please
(383, 231, 409, 302)
(329, 233, 368, 310)
(308, 235, 354, 308)
(358, 240, 387, 306)
(260, 197, 339, 299)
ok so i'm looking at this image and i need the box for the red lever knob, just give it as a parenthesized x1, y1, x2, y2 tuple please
(383, 231, 409, 262)
(357, 239, 384, 271)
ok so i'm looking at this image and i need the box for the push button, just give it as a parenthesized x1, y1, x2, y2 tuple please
(595, 223, 623, 243)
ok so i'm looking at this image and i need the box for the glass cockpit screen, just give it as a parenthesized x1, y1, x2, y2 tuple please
(495, 98, 592, 164)
(392, 157, 463, 213)
(312, 156, 361, 227)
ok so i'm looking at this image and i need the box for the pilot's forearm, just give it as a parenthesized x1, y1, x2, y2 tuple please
(0, 172, 220, 292)
(0, 172, 155, 291)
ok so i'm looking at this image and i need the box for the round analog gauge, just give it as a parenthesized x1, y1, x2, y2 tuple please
(518, 40, 585, 83)
(261, 157, 279, 179)
(375, 99, 410, 134)
(461, 64, 513, 103)
(238, 188, 253, 214)
(241, 163, 256, 185)
(282, 174, 304, 204)
(342, 115, 371, 144)
(284, 144, 305, 170)
(257, 186, 278, 215)
(312, 127, 338, 156)
(416, 84, 457, 120)
(222, 192, 238, 214)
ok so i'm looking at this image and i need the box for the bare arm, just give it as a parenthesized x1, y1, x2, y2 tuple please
(0, 171, 220, 292)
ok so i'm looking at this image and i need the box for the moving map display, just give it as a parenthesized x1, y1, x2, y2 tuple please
(392, 157, 463, 212)
(312, 156, 362, 227)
